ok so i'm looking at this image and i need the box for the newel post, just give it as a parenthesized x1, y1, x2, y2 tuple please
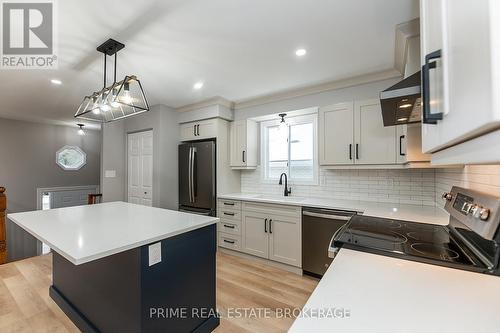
(0, 187, 7, 264)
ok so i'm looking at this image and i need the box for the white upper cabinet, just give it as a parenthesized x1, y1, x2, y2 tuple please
(180, 118, 218, 141)
(320, 100, 404, 166)
(319, 102, 354, 165)
(421, 0, 500, 155)
(354, 100, 396, 164)
(229, 119, 258, 169)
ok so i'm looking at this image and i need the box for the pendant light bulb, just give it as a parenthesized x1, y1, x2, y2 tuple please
(122, 82, 133, 104)
(110, 88, 120, 108)
(77, 124, 86, 136)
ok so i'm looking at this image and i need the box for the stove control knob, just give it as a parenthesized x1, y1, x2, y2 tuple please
(479, 208, 490, 221)
(442, 192, 453, 201)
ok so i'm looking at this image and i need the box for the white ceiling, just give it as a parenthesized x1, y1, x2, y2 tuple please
(0, 0, 419, 128)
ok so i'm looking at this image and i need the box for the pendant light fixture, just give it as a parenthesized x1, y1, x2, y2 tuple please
(77, 123, 86, 136)
(75, 39, 150, 123)
(278, 113, 288, 138)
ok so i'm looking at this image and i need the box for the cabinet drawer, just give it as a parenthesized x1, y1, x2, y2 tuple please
(242, 201, 301, 219)
(218, 220, 241, 236)
(218, 232, 241, 251)
(218, 199, 241, 211)
(218, 209, 241, 222)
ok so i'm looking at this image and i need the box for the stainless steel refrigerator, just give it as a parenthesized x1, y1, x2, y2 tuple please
(178, 140, 216, 216)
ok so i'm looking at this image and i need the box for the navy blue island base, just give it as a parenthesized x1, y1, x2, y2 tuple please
(49, 224, 219, 333)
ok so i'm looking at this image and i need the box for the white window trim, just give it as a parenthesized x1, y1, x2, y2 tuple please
(260, 113, 319, 185)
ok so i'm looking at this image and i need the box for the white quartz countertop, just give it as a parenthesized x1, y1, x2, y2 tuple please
(289, 249, 500, 333)
(8, 202, 218, 265)
(218, 193, 449, 225)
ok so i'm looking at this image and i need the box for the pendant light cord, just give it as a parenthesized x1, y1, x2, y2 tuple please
(114, 53, 117, 83)
(103, 53, 107, 88)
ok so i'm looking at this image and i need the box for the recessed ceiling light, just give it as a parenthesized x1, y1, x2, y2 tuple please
(193, 81, 204, 90)
(295, 49, 307, 57)
(51, 79, 62, 85)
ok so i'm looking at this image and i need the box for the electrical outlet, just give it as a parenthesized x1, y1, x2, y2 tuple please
(148, 242, 162, 266)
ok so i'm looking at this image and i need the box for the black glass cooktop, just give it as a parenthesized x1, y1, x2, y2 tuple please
(334, 215, 486, 271)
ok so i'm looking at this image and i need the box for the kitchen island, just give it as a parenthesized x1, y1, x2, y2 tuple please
(8, 202, 219, 333)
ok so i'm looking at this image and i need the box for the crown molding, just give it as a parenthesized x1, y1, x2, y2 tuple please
(233, 68, 401, 110)
(394, 18, 420, 75)
(175, 96, 234, 113)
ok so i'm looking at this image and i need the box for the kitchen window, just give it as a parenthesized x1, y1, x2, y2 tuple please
(261, 113, 318, 184)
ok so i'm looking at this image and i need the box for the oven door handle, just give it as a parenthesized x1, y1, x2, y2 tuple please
(303, 211, 352, 221)
(328, 222, 349, 258)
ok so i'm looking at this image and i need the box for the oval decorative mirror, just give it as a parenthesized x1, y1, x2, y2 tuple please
(56, 146, 87, 170)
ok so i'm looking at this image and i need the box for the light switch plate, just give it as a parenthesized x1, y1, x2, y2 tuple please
(104, 170, 116, 178)
(148, 242, 162, 266)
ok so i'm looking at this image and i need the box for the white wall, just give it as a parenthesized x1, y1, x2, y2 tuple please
(0, 118, 101, 261)
(100, 104, 179, 210)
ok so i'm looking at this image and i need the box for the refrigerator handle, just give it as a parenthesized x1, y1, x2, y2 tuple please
(192, 147, 197, 200)
(188, 147, 193, 203)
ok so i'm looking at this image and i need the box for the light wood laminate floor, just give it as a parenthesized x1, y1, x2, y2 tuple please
(0, 251, 318, 333)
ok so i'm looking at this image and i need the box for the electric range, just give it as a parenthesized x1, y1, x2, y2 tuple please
(330, 186, 500, 275)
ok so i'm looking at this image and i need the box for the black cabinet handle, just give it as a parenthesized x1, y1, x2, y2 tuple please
(223, 224, 235, 229)
(264, 218, 268, 233)
(269, 219, 273, 234)
(197, 124, 200, 136)
(422, 49, 443, 124)
(223, 212, 235, 216)
(399, 135, 406, 156)
(355, 144, 359, 160)
(223, 239, 235, 244)
(193, 124, 196, 136)
(349, 144, 352, 160)
(242, 151, 246, 163)
(223, 202, 235, 206)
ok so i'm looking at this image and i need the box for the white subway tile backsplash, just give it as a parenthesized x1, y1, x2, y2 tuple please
(240, 165, 500, 207)
(240, 167, 437, 206)
(435, 165, 500, 206)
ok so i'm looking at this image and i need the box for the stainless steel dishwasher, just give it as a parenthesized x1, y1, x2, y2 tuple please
(302, 207, 357, 277)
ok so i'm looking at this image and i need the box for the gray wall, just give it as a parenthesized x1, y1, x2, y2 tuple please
(0, 117, 101, 261)
(100, 104, 179, 210)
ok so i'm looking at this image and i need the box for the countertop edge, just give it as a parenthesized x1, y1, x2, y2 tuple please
(8, 213, 218, 265)
(217, 193, 449, 225)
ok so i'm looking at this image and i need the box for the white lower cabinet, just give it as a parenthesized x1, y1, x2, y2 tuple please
(241, 212, 269, 259)
(218, 232, 241, 251)
(241, 202, 301, 267)
(267, 215, 301, 267)
(217, 199, 243, 251)
(217, 199, 302, 268)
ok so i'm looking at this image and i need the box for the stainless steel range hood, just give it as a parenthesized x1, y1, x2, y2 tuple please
(380, 71, 421, 126)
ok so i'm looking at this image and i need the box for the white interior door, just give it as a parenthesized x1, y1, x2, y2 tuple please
(128, 130, 153, 206)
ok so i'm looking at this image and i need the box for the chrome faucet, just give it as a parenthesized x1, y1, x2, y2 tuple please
(279, 173, 292, 197)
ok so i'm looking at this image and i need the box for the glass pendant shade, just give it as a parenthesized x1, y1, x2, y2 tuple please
(74, 76, 149, 123)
